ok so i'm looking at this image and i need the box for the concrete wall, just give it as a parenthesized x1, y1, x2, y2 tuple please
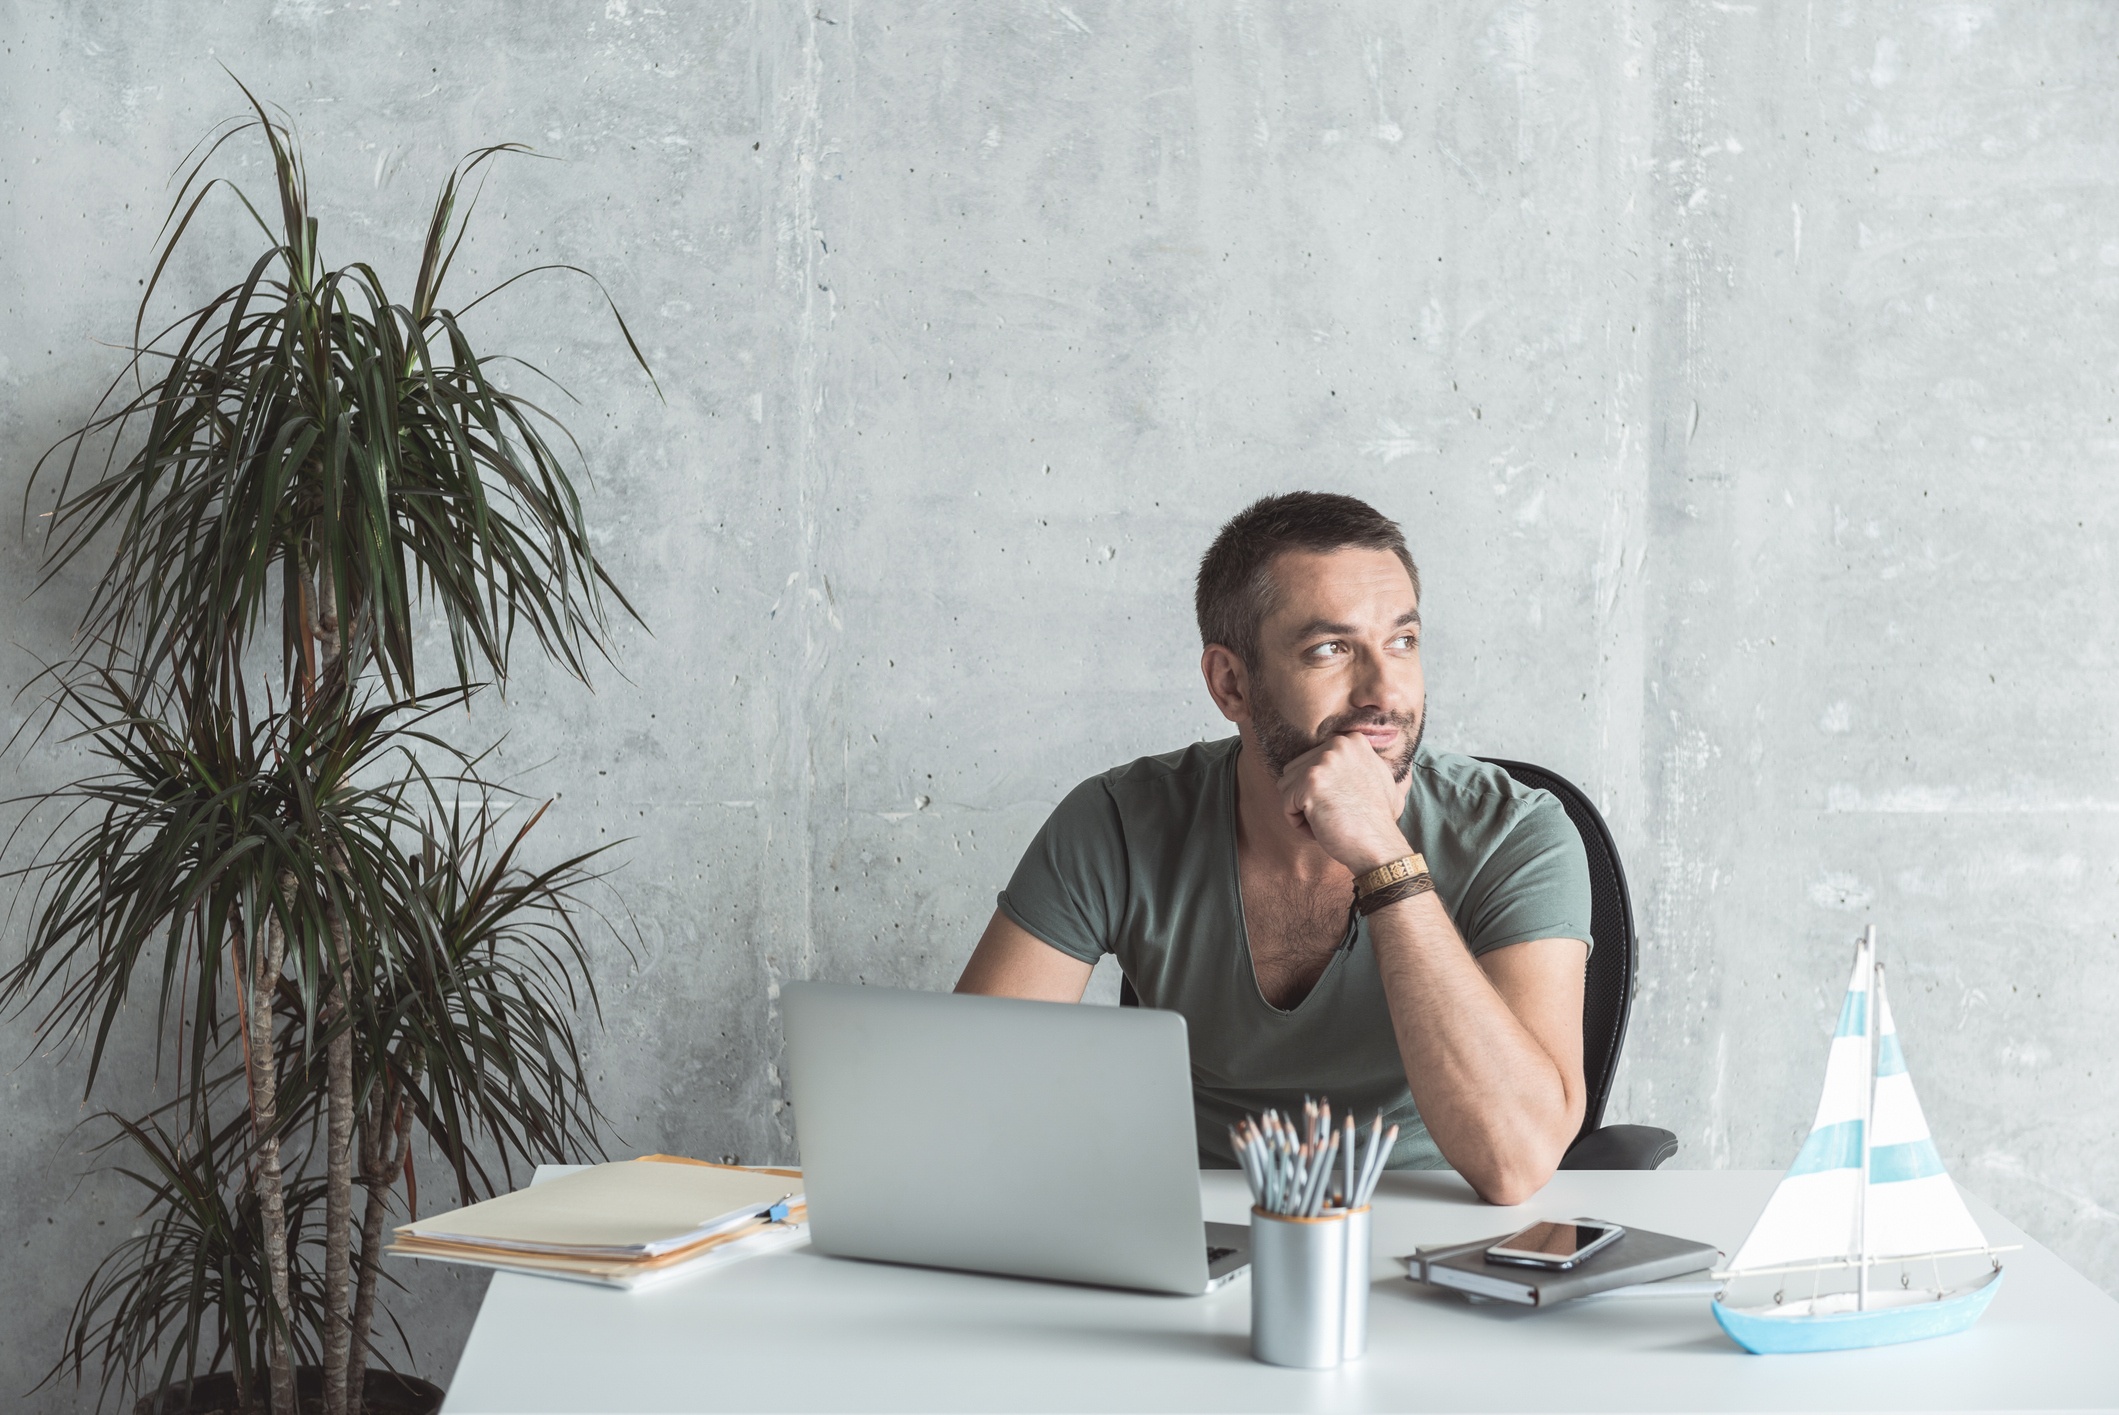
(4, 0, 2115, 1402)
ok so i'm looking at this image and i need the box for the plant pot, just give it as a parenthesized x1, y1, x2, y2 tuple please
(134, 1366, 443, 1415)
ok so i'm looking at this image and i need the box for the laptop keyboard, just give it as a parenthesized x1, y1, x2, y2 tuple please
(1206, 1245, 1238, 1264)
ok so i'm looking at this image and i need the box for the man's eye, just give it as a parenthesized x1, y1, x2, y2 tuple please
(1308, 641, 1347, 659)
(1391, 634, 1419, 651)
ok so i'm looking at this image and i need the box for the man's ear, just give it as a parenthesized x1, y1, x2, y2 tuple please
(1201, 644, 1251, 725)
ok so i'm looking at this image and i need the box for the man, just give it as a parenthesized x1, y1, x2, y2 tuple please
(955, 492, 1591, 1205)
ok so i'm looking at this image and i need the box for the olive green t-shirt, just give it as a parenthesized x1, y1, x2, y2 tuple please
(995, 737, 1592, 1170)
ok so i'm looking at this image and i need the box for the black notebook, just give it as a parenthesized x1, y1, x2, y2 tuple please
(1401, 1224, 1720, 1307)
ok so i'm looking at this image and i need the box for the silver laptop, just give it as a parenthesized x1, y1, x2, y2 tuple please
(782, 982, 1250, 1295)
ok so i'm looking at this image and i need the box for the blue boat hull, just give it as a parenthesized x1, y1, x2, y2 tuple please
(1713, 1269, 2002, 1354)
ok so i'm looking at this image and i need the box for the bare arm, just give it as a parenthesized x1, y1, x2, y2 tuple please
(954, 909, 1095, 1002)
(1279, 732, 1587, 1205)
(1367, 899, 1587, 1205)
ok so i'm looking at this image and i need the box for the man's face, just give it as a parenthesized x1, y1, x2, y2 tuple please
(1243, 548, 1425, 781)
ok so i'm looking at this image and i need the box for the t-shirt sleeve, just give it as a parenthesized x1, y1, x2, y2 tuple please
(994, 775, 1129, 965)
(1456, 791, 1594, 957)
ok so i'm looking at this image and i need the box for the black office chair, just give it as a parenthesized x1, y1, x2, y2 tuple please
(1116, 757, 1676, 1170)
(1476, 758, 1675, 1170)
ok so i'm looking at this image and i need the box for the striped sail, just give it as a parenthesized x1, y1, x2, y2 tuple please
(1726, 938, 1875, 1274)
(1865, 968, 1987, 1258)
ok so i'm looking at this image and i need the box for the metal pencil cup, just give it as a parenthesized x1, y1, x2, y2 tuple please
(1249, 1208, 1351, 1369)
(1340, 1205, 1372, 1361)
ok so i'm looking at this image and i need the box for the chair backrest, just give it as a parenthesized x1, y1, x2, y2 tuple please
(1475, 758, 1636, 1141)
(1115, 757, 1638, 1145)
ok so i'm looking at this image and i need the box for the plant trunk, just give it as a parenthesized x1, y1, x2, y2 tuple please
(348, 1076, 412, 1415)
(348, 1081, 383, 1415)
(323, 908, 355, 1415)
(315, 553, 343, 704)
(247, 898, 298, 1415)
(317, 556, 357, 1415)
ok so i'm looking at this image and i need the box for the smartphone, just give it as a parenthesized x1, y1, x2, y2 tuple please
(1483, 1219, 1625, 1269)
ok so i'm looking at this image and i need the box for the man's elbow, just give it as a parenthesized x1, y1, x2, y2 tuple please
(1469, 1090, 1589, 1204)
(1466, 1125, 1576, 1206)
(1470, 1158, 1558, 1208)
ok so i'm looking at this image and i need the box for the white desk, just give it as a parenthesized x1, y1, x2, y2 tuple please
(441, 1168, 2119, 1413)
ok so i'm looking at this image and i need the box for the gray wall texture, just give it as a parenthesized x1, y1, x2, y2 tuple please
(4, 0, 2116, 1403)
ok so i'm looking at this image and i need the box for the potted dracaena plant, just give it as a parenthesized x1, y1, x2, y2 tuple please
(4, 87, 656, 1415)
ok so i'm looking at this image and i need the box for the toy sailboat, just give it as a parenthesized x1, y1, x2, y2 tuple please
(1712, 926, 2013, 1354)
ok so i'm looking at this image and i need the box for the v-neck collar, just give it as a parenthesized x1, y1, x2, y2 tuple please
(1221, 742, 1359, 1018)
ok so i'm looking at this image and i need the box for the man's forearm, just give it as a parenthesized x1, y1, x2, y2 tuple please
(1368, 893, 1584, 1204)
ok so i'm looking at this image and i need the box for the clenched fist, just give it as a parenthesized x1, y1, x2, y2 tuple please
(1275, 730, 1415, 875)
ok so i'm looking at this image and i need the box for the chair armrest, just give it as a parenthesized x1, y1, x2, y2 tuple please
(1558, 1123, 1678, 1171)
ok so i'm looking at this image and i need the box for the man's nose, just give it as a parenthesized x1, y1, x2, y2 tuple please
(1351, 646, 1410, 713)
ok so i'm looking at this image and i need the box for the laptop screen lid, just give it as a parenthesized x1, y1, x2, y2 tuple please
(783, 982, 1213, 1295)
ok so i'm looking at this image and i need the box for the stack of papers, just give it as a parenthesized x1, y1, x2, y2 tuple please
(389, 1156, 808, 1290)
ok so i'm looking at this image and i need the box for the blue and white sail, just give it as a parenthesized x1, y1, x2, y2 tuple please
(1723, 938, 1877, 1276)
(1863, 970, 1988, 1262)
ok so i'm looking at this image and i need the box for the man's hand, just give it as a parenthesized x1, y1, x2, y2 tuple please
(1276, 731, 1414, 874)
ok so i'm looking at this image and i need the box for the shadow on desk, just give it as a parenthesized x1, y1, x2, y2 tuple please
(1047, 1325, 1253, 1363)
(1387, 1263, 1739, 1351)
(1390, 1282, 1549, 1325)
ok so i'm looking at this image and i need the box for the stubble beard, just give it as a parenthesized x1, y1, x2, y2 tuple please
(1248, 676, 1425, 783)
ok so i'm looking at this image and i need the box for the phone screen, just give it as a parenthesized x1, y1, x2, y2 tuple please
(1487, 1221, 1617, 1264)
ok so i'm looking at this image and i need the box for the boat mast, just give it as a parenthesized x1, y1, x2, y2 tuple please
(1858, 926, 1878, 1312)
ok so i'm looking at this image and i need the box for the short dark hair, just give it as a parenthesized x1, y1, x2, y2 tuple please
(1194, 492, 1420, 667)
